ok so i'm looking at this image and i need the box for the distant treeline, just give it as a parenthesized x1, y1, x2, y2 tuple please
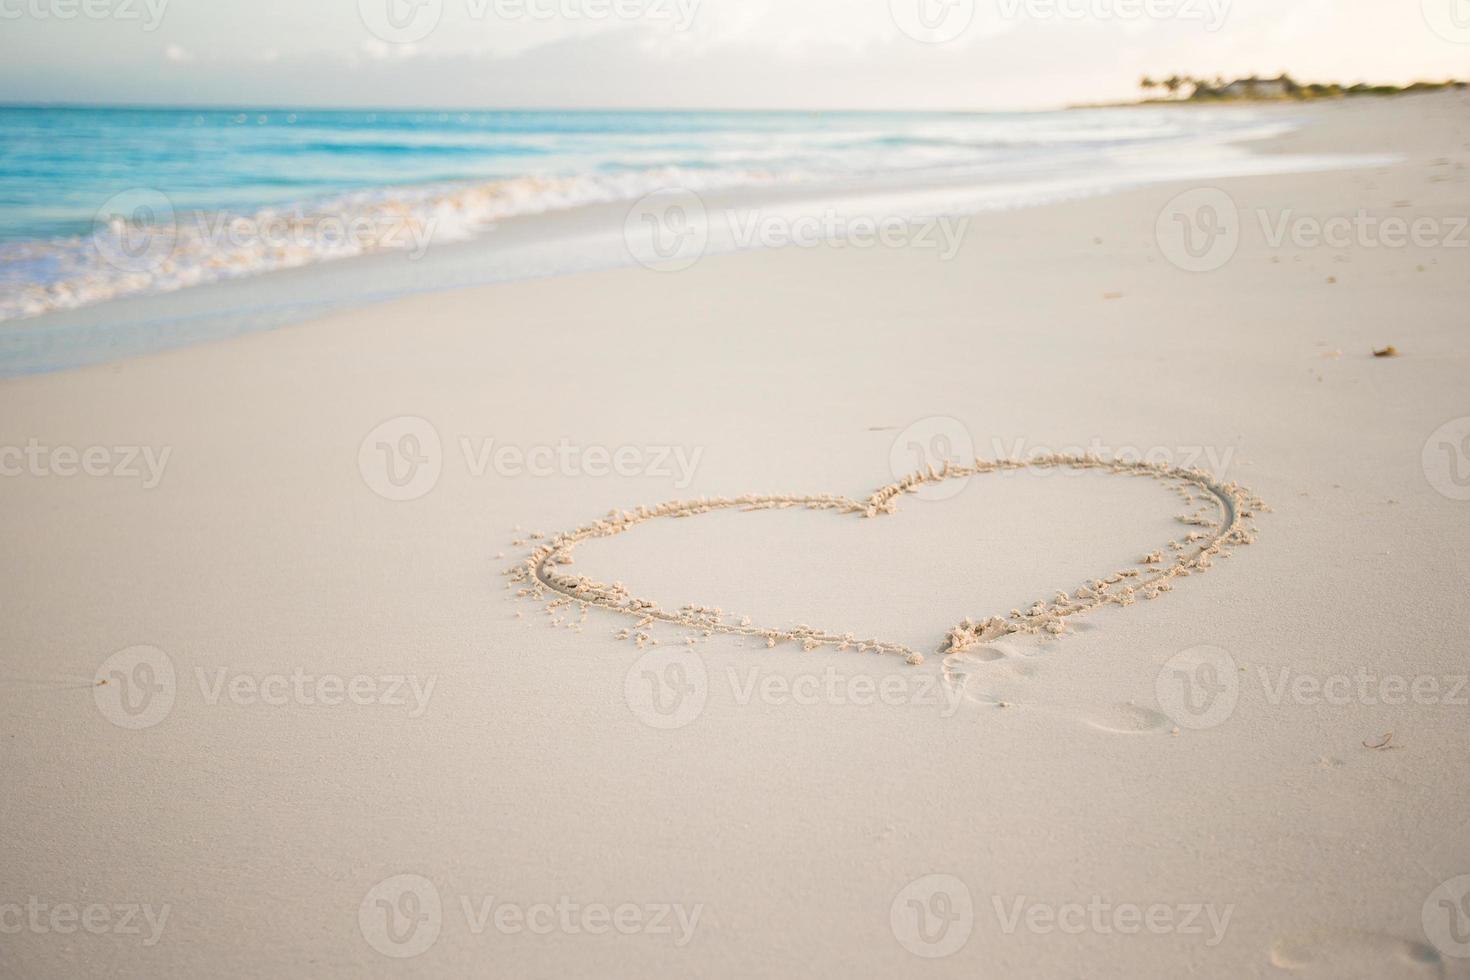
(1139, 74, 1468, 102)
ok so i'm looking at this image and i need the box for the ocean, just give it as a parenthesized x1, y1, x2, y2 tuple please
(0, 103, 1357, 373)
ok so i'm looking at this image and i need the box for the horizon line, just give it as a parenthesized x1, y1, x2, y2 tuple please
(0, 99, 1071, 115)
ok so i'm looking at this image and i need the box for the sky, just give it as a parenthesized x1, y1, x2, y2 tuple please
(0, 0, 1466, 110)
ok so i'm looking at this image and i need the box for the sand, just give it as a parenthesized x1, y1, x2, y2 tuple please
(2, 92, 1469, 979)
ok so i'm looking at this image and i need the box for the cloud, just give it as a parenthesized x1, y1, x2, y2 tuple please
(1, 0, 1463, 109)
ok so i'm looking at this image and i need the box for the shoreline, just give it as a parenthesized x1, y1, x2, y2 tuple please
(0, 98, 1401, 377)
(3, 90, 1469, 979)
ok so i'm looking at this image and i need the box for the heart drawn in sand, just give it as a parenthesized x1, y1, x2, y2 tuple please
(507, 453, 1267, 665)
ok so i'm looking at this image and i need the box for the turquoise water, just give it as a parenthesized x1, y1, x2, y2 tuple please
(0, 105, 1229, 244)
(0, 103, 1316, 373)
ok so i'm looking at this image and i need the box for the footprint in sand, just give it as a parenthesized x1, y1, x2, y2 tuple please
(943, 642, 1038, 705)
(943, 645, 1176, 735)
(1077, 702, 1176, 735)
(1269, 930, 1444, 979)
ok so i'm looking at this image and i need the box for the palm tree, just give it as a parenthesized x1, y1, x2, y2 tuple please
(1140, 76, 1157, 97)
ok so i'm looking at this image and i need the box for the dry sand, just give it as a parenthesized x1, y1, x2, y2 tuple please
(2, 92, 1469, 978)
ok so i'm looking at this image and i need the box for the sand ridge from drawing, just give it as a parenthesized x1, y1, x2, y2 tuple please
(505, 452, 1268, 664)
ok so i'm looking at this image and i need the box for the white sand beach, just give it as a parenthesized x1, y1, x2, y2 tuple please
(2, 92, 1469, 978)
